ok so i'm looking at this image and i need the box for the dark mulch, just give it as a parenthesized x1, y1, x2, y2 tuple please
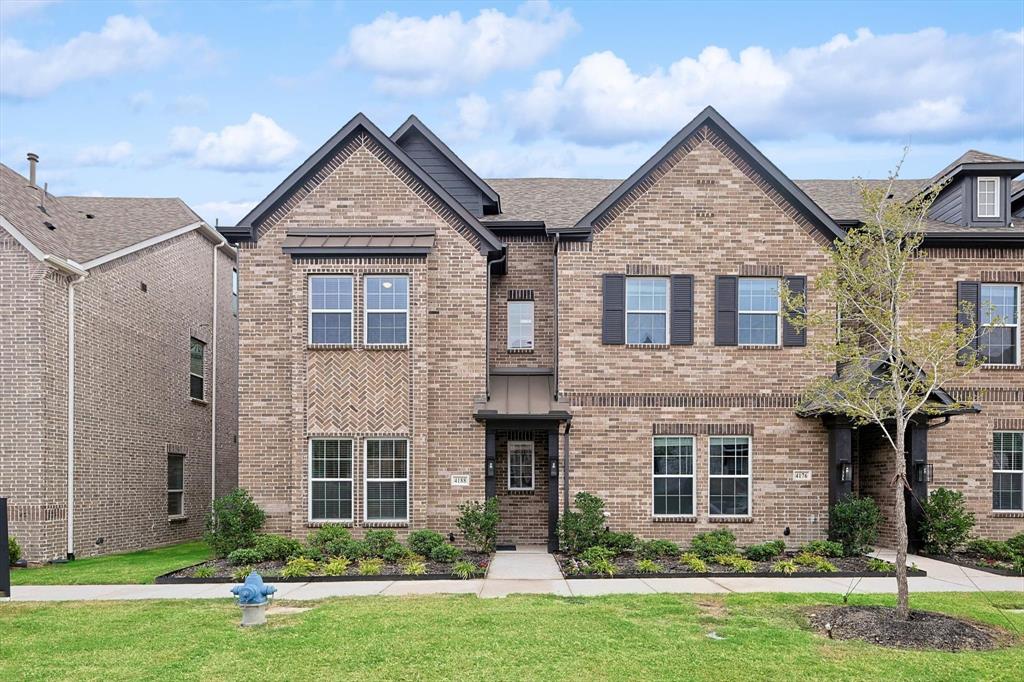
(806, 605, 1006, 652)
(556, 552, 920, 578)
(921, 552, 1023, 577)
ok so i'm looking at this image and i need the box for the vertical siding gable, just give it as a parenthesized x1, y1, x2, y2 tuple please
(397, 129, 485, 217)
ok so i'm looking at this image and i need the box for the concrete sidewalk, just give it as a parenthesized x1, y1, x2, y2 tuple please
(4, 550, 1020, 602)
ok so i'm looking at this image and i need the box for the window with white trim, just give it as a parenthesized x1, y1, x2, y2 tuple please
(993, 431, 1023, 512)
(189, 338, 205, 400)
(365, 439, 408, 521)
(738, 278, 780, 346)
(231, 268, 239, 317)
(626, 277, 668, 344)
(709, 436, 751, 516)
(309, 275, 353, 345)
(653, 436, 695, 516)
(507, 301, 534, 350)
(979, 284, 1019, 366)
(167, 453, 184, 516)
(365, 275, 409, 345)
(310, 439, 353, 522)
(977, 177, 999, 218)
(507, 440, 535, 491)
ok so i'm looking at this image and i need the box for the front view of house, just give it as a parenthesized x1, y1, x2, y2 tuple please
(220, 107, 1023, 551)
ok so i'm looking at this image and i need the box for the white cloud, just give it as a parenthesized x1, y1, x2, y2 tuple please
(169, 113, 299, 172)
(341, 1, 577, 95)
(193, 200, 255, 226)
(455, 94, 493, 138)
(128, 90, 153, 112)
(0, 0, 58, 22)
(75, 141, 133, 166)
(510, 27, 1024, 144)
(0, 15, 178, 98)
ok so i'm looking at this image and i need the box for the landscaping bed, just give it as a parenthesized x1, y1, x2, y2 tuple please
(806, 605, 1005, 652)
(919, 551, 1023, 577)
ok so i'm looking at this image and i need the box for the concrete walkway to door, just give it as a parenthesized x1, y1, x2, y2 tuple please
(478, 545, 570, 598)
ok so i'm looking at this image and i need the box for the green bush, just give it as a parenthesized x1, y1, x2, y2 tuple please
(867, 557, 891, 573)
(793, 552, 837, 572)
(712, 554, 755, 573)
(829, 496, 881, 556)
(680, 552, 708, 573)
(634, 559, 662, 574)
(227, 548, 263, 566)
(403, 560, 427, 576)
(408, 530, 447, 557)
(800, 540, 844, 558)
(281, 557, 318, 578)
(193, 566, 216, 579)
(580, 545, 615, 564)
(307, 525, 352, 556)
(452, 560, 481, 580)
(253, 534, 302, 562)
(358, 558, 384, 576)
(584, 558, 617, 577)
(965, 538, 1015, 561)
(557, 492, 606, 556)
(920, 488, 975, 555)
(770, 560, 798, 574)
(323, 557, 351, 576)
(231, 566, 255, 582)
(598, 531, 638, 555)
(8, 536, 21, 564)
(429, 543, 462, 563)
(363, 530, 399, 557)
(204, 488, 266, 558)
(636, 539, 680, 560)
(457, 499, 500, 553)
(744, 540, 785, 562)
(689, 530, 736, 559)
(381, 543, 409, 564)
(1007, 533, 1024, 558)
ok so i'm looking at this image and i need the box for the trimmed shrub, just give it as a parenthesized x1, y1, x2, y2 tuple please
(690, 530, 736, 559)
(8, 536, 21, 564)
(408, 530, 447, 557)
(598, 531, 638, 555)
(1007, 533, 1024, 558)
(920, 487, 975, 555)
(323, 557, 351, 576)
(364, 530, 400, 558)
(429, 542, 462, 564)
(800, 540, 844, 558)
(281, 557, 318, 578)
(867, 557, 891, 573)
(193, 566, 216, 579)
(457, 498, 500, 553)
(403, 560, 427, 576)
(452, 560, 481, 580)
(712, 554, 755, 573)
(829, 496, 881, 556)
(580, 545, 615, 564)
(965, 539, 1015, 561)
(204, 488, 266, 558)
(636, 539, 680, 560)
(381, 543, 410, 564)
(557, 492, 606, 556)
(770, 560, 798, 574)
(357, 558, 384, 576)
(634, 558, 662, 574)
(253, 534, 302, 562)
(744, 540, 785, 562)
(584, 558, 617, 577)
(793, 552, 837, 572)
(307, 525, 352, 556)
(680, 552, 708, 573)
(227, 548, 263, 566)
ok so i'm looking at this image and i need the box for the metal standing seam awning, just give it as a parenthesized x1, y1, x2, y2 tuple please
(281, 227, 435, 256)
(474, 369, 571, 422)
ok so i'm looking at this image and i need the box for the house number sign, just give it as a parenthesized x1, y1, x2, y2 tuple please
(792, 470, 812, 481)
(451, 474, 470, 486)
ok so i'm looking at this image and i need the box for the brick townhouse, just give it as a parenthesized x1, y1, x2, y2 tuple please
(220, 107, 1023, 552)
(1, 158, 239, 562)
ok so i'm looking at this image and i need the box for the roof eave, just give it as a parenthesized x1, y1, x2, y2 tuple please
(283, 247, 432, 257)
(922, 232, 1024, 248)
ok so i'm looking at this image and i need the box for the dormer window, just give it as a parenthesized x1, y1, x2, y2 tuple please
(977, 177, 999, 218)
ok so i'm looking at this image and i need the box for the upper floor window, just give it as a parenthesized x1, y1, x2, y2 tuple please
(993, 431, 1023, 512)
(189, 338, 205, 401)
(977, 177, 1000, 218)
(738, 278, 780, 346)
(980, 284, 1019, 366)
(507, 301, 534, 350)
(653, 435, 695, 517)
(365, 275, 409, 345)
(309, 275, 353, 345)
(231, 268, 239, 317)
(626, 278, 668, 344)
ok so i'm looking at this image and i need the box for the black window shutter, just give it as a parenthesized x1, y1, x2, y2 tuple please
(714, 276, 738, 346)
(956, 281, 980, 364)
(670, 275, 694, 345)
(602, 274, 626, 345)
(782, 276, 807, 347)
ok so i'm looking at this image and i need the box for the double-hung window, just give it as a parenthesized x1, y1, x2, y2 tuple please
(738, 278, 780, 346)
(977, 177, 999, 218)
(365, 275, 409, 345)
(508, 440, 535, 491)
(980, 284, 1019, 366)
(365, 439, 408, 521)
(189, 338, 205, 401)
(507, 301, 535, 350)
(709, 436, 751, 516)
(310, 439, 354, 522)
(626, 278, 668, 344)
(993, 432, 1023, 512)
(653, 436, 695, 516)
(167, 453, 184, 516)
(309, 275, 353, 345)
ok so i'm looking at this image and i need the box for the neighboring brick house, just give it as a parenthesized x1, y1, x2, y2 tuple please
(1, 159, 239, 562)
(221, 107, 1022, 552)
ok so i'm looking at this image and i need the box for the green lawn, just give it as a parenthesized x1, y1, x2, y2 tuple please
(9, 541, 210, 585)
(1, 592, 1021, 680)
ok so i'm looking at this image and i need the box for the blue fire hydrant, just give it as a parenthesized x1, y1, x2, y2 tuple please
(231, 572, 277, 626)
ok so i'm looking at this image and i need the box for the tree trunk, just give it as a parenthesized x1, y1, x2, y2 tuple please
(893, 424, 910, 620)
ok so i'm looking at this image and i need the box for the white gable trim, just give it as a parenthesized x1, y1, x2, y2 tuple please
(1, 214, 47, 260)
(80, 221, 234, 270)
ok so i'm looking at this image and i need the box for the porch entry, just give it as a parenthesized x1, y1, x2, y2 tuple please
(493, 430, 550, 547)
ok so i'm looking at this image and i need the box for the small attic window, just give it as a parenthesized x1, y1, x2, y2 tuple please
(977, 177, 999, 218)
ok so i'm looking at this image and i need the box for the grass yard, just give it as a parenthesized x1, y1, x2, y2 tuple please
(9, 541, 210, 585)
(1, 592, 1021, 681)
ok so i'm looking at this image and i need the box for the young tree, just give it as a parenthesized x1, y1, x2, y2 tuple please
(785, 152, 982, 620)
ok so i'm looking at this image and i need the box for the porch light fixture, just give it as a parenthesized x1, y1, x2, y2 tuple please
(916, 463, 933, 483)
(840, 463, 853, 482)
(486, 460, 495, 477)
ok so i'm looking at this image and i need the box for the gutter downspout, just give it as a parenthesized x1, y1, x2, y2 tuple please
(485, 249, 507, 400)
(563, 421, 571, 513)
(552, 233, 560, 398)
(210, 243, 218, 504)
(66, 271, 86, 560)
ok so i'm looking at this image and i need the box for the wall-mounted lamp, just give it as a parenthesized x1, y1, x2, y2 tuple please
(486, 460, 495, 477)
(550, 459, 558, 477)
(916, 463, 933, 483)
(840, 463, 853, 482)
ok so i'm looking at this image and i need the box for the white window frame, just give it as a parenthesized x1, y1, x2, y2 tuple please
(980, 283, 1020, 367)
(507, 300, 535, 350)
(738, 277, 782, 347)
(308, 438, 355, 523)
(231, 268, 239, 317)
(625, 277, 670, 345)
(708, 435, 753, 518)
(364, 275, 410, 347)
(167, 453, 184, 518)
(189, 337, 205, 401)
(652, 435, 696, 518)
(993, 431, 1023, 512)
(507, 440, 535, 491)
(977, 177, 1000, 218)
(308, 275, 354, 346)
(363, 438, 410, 523)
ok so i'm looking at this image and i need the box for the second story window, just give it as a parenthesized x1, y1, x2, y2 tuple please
(738, 278, 780, 346)
(980, 284, 1019, 366)
(365, 275, 408, 345)
(189, 338, 205, 401)
(977, 177, 999, 218)
(626, 278, 668, 344)
(309, 275, 353, 345)
(508, 301, 534, 350)
(231, 268, 239, 317)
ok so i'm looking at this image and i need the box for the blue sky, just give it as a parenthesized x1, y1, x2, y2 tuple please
(2, 0, 1022, 225)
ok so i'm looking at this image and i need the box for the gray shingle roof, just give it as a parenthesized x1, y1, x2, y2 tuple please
(0, 162, 76, 259)
(485, 178, 621, 229)
(927, 149, 1022, 185)
(59, 196, 201, 263)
